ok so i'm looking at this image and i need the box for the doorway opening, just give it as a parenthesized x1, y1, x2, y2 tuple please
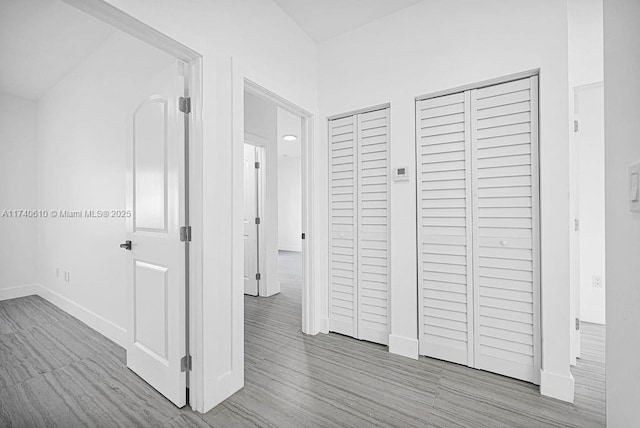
(570, 82, 606, 355)
(0, 0, 204, 412)
(242, 80, 312, 334)
(567, 0, 605, 414)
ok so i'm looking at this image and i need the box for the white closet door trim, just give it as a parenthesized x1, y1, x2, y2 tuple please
(415, 69, 540, 102)
(530, 75, 542, 382)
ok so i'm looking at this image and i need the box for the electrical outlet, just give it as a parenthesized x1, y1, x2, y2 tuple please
(592, 275, 603, 288)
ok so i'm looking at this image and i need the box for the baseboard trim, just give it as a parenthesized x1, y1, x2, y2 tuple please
(278, 245, 302, 252)
(35, 284, 127, 347)
(0, 284, 37, 301)
(319, 317, 329, 334)
(389, 334, 419, 359)
(540, 370, 575, 403)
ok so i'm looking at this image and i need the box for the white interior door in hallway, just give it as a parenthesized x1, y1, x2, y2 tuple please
(125, 61, 188, 407)
(329, 107, 391, 346)
(416, 75, 541, 384)
(243, 143, 261, 296)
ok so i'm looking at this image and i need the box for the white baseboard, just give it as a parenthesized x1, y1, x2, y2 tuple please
(389, 334, 419, 359)
(278, 244, 301, 252)
(35, 284, 127, 347)
(540, 370, 575, 403)
(0, 284, 37, 301)
(319, 317, 329, 334)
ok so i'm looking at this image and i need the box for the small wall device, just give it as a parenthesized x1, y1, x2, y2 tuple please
(630, 161, 640, 212)
(393, 166, 410, 182)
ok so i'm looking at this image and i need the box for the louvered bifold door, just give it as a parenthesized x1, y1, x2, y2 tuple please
(356, 108, 390, 345)
(470, 76, 541, 384)
(329, 115, 359, 337)
(416, 92, 474, 365)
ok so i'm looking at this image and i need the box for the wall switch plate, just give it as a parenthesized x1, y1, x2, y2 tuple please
(630, 162, 640, 212)
(64, 271, 70, 283)
(592, 275, 603, 288)
(394, 166, 410, 182)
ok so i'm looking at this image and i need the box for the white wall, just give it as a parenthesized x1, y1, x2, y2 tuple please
(318, 0, 573, 401)
(278, 156, 302, 252)
(0, 93, 38, 297)
(568, 0, 604, 87)
(36, 31, 174, 343)
(604, 0, 640, 424)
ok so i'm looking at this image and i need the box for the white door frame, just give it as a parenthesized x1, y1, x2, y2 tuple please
(243, 79, 317, 335)
(62, 0, 204, 410)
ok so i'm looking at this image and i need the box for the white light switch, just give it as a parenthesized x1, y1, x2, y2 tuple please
(630, 162, 640, 212)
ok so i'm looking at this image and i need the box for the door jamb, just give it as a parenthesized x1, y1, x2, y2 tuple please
(62, 0, 204, 412)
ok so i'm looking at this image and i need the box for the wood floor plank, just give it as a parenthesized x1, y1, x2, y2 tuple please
(0, 251, 605, 427)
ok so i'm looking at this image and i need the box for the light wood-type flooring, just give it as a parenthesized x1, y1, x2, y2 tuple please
(0, 251, 605, 427)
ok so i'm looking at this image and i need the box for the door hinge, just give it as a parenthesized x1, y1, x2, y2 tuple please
(180, 226, 192, 242)
(179, 97, 191, 114)
(301, 233, 306, 240)
(574, 219, 580, 231)
(574, 120, 579, 132)
(180, 355, 192, 372)
(255, 217, 261, 225)
(255, 161, 260, 169)
(575, 318, 581, 331)
(256, 273, 261, 280)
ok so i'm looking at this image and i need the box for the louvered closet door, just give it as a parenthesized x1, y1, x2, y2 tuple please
(416, 92, 474, 365)
(470, 76, 541, 384)
(329, 115, 358, 337)
(356, 108, 390, 345)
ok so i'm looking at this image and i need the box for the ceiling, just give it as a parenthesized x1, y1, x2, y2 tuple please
(278, 107, 302, 158)
(0, 0, 116, 100)
(272, 0, 423, 42)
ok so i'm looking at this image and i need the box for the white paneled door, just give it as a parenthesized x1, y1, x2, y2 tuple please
(125, 62, 187, 407)
(243, 144, 259, 296)
(417, 75, 541, 384)
(329, 107, 390, 345)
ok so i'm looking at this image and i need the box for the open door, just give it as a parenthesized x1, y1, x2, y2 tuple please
(123, 61, 187, 407)
(244, 143, 259, 296)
